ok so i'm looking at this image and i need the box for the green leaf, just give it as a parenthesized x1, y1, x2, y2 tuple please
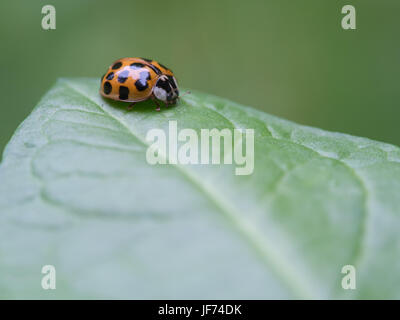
(1, 78, 400, 299)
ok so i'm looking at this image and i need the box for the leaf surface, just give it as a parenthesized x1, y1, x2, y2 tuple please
(1, 78, 400, 299)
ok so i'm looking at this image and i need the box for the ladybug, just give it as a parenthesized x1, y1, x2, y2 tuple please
(100, 57, 180, 111)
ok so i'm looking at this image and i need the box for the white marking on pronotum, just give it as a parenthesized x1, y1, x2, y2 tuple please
(153, 86, 167, 101)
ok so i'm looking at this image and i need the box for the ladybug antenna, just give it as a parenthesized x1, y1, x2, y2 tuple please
(179, 90, 191, 98)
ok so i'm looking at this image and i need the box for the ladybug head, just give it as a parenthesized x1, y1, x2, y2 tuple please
(153, 75, 179, 104)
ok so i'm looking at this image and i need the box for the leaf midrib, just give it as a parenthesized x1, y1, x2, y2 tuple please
(187, 92, 370, 285)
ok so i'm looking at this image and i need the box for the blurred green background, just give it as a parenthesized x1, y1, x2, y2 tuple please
(1, 0, 399, 157)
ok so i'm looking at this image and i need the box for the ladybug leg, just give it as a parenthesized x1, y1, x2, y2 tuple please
(151, 95, 161, 112)
(127, 102, 136, 110)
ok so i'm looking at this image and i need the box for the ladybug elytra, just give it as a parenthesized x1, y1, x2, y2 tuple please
(100, 57, 180, 111)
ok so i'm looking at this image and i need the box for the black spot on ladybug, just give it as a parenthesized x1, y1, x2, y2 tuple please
(133, 70, 151, 91)
(167, 75, 177, 89)
(112, 62, 122, 70)
(103, 81, 112, 94)
(140, 58, 153, 63)
(119, 86, 129, 100)
(157, 78, 171, 93)
(135, 79, 148, 91)
(146, 63, 162, 75)
(130, 62, 145, 69)
(117, 70, 129, 83)
(106, 72, 114, 80)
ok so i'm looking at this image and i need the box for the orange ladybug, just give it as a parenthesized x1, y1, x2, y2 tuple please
(100, 57, 179, 111)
